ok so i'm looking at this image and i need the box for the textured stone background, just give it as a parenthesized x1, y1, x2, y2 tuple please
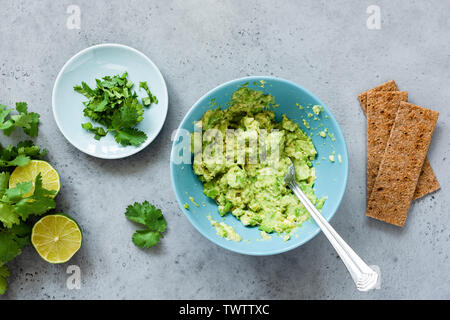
(0, 0, 449, 299)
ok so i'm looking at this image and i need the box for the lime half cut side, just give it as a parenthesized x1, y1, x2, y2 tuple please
(9, 160, 61, 198)
(31, 214, 82, 264)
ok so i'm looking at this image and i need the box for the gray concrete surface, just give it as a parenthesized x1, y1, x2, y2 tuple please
(0, 0, 449, 299)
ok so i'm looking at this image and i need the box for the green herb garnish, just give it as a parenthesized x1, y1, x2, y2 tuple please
(0, 222, 31, 294)
(139, 81, 158, 106)
(0, 103, 54, 295)
(0, 172, 56, 228)
(0, 141, 47, 172)
(74, 72, 157, 147)
(124, 201, 167, 249)
(0, 102, 40, 137)
(0, 148, 54, 295)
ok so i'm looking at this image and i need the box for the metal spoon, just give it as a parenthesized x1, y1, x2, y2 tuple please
(284, 161, 379, 292)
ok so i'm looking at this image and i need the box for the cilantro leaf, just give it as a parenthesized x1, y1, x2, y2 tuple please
(132, 230, 161, 248)
(14, 174, 56, 221)
(0, 141, 46, 172)
(3, 155, 30, 167)
(22, 112, 39, 137)
(125, 201, 166, 232)
(4, 182, 32, 202)
(16, 140, 47, 158)
(0, 265, 9, 277)
(30, 173, 55, 198)
(8, 222, 32, 246)
(0, 155, 31, 168)
(0, 265, 9, 295)
(0, 106, 12, 125)
(0, 204, 20, 229)
(124, 201, 166, 249)
(14, 197, 56, 221)
(0, 174, 56, 227)
(0, 103, 40, 137)
(0, 172, 9, 197)
(15, 102, 28, 113)
(114, 128, 147, 147)
(111, 104, 140, 130)
(0, 231, 22, 265)
(0, 221, 31, 266)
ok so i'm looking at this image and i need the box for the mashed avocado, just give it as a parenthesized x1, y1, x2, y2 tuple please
(192, 87, 325, 239)
(208, 216, 242, 242)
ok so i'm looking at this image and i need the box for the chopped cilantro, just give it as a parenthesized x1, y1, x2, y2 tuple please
(74, 72, 157, 147)
(139, 81, 158, 106)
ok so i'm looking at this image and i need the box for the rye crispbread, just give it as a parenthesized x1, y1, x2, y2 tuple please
(366, 102, 439, 227)
(366, 91, 409, 198)
(359, 81, 440, 200)
(413, 158, 440, 199)
(358, 80, 398, 114)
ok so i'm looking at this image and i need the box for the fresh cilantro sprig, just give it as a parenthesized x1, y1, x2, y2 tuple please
(0, 140, 47, 172)
(74, 72, 157, 147)
(0, 172, 56, 295)
(124, 201, 166, 248)
(0, 265, 10, 295)
(0, 221, 31, 294)
(0, 103, 57, 295)
(0, 173, 56, 228)
(0, 102, 40, 137)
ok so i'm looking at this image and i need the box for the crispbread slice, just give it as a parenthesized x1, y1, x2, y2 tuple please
(366, 91, 409, 198)
(414, 158, 440, 199)
(359, 81, 440, 200)
(358, 80, 398, 114)
(366, 102, 439, 227)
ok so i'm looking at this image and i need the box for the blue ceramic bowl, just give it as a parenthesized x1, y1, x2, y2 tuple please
(171, 76, 348, 255)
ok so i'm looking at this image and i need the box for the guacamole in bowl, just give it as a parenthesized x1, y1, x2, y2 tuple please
(192, 86, 326, 239)
(171, 77, 348, 255)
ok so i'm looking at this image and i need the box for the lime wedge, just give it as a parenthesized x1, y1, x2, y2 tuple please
(9, 160, 60, 197)
(31, 214, 82, 264)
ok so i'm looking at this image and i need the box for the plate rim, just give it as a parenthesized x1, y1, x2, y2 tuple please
(170, 75, 349, 256)
(52, 43, 169, 159)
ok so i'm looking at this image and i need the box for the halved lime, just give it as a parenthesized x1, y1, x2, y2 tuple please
(9, 160, 60, 197)
(31, 214, 82, 264)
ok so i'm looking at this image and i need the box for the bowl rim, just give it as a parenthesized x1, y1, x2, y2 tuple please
(52, 43, 169, 159)
(170, 76, 349, 255)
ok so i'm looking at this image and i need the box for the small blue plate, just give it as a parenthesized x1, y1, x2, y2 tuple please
(170, 76, 349, 255)
(52, 43, 168, 159)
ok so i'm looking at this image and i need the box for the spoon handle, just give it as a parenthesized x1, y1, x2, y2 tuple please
(289, 182, 379, 292)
